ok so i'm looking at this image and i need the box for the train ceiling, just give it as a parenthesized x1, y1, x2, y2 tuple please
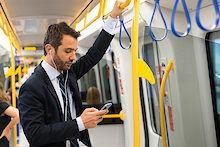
(1, 0, 219, 49)
(1, 0, 98, 48)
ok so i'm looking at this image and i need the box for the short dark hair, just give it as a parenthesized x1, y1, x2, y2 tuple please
(43, 22, 81, 55)
(30, 62, 34, 66)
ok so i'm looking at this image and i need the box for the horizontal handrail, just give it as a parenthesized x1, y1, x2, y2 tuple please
(76, 0, 131, 31)
(103, 0, 131, 19)
(103, 110, 124, 120)
(120, 0, 131, 9)
(80, 0, 103, 32)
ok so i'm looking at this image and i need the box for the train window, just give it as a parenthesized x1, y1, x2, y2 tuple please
(206, 31, 220, 145)
(0, 27, 10, 86)
(77, 53, 122, 124)
(142, 26, 161, 135)
(0, 28, 11, 53)
(98, 58, 112, 102)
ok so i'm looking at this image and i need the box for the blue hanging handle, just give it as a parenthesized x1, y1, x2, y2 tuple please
(196, 0, 220, 31)
(149, 0, 168, 41)
(119, 15, 132, 49)
(171, 0, 191, 37)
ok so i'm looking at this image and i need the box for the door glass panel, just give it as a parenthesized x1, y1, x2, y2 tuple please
(77, 53, 122, 124)
(206, 31, 220, 145)
(142, 27, 161, 135)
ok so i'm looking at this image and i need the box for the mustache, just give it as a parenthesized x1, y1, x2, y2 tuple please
(65, 60, 73, 64)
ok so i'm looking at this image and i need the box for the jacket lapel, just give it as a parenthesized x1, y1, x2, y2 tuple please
(47, 83, 64, 121)
(36, 64, 64, 121)
(65, 71, 82, 116)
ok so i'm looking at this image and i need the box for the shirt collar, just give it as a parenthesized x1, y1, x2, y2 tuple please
(42, 60, 60, 80)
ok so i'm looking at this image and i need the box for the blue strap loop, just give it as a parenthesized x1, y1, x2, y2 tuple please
(119, 15, 132, 49)
(171, 0, 191, 37)
(149, 0, 168, 41)
(196, 0, 220, 31)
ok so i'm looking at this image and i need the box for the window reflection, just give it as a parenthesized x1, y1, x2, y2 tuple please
(213, 40, 220, 115)
(143, 42, 161, 135)
(86, 87, 101, 105)
(98, 59, 112, 101)
(79, 68, 98, 103)
(76, 53, 122, 124)
(207, 32, 220, 144)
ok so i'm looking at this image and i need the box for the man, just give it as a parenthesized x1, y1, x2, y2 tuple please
(18, 1, 127, 147)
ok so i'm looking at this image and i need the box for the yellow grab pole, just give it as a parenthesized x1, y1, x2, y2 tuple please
(73, 19, 78, 29)
(5, 66, 12, 78)
(9, 32, 17, 147)
(102, 0, 108, 16)
(15, 65, 21, 88)
(18, 65, 21, 88)
(80, 0, 103, 32)
(120, 0, 131, 9)
(159, 59, 174, 147)
(84, 6, 90, 27)
(103, 110, 124, 120)
(131, 0, 141, 146)
(103, 0, 131, 19)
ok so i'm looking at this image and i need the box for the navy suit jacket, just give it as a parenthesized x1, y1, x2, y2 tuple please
(18, 30, 114, 147)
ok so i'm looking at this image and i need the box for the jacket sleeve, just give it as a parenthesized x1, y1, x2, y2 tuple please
(18, 82, 80, 146)
(71, 29, 114, 79)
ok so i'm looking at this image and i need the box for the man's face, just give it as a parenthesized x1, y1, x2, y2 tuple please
(53, 34, 78, 71)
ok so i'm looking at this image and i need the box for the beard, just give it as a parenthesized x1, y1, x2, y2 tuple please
(53, 53, 73, 71)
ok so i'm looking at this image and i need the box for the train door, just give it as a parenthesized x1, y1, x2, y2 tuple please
(206, 31, 220, 147)
(76, 52, 124, 147)
(140, 23, 218, 147)
(139, 25, 162, 147)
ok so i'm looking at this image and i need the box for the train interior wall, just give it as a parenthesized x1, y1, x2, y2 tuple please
(77, 1, 220, 147)
(0, 0, 219, 146)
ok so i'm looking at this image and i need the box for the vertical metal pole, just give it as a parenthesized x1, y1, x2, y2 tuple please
(9, 33, 17, 147)
(131, 0, 141, 146)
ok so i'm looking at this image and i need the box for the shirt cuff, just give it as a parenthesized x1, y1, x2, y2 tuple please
(76, 117, 85, 131)
(103, 15, 118, 35)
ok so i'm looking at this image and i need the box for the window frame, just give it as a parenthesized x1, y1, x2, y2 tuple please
(205, 31, 220, 146)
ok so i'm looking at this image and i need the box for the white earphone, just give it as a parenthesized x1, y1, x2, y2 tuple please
(49, 48, 69, 121)
(50, 49, 58, 70)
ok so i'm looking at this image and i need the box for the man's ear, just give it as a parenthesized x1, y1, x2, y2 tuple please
(45, 44, 53, 55)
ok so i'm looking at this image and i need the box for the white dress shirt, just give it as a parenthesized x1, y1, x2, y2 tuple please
(41, 15, 117, 146)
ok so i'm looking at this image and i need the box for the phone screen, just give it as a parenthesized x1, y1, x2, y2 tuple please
(100, 103, 112, 110)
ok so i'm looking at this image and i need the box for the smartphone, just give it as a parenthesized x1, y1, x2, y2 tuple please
(100, 103, 112, 110)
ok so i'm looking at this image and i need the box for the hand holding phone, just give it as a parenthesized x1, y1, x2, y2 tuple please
(100, 103, 112, 110)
